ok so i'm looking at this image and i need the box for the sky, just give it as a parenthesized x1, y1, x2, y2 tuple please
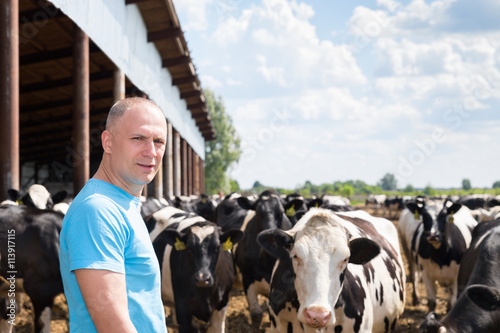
(171, 0, 500, 190)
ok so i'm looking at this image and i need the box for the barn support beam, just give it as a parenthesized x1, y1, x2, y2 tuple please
(153, 161, 163, 200)
(164, 120, 173, 199)
(172, 129, 181, 197)
(113, 66, 125, 102)
(72, 24, 90, 195)
(199, 159, 205, 194)
(181, 138, 188, 196)
(187, 145, 192, 196)
(193, 151, 200, 195)
(0, 0, 19, 200)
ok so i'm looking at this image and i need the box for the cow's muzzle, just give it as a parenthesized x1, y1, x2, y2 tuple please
(194, 272, 214, 288)
(303, 306, 332, 329)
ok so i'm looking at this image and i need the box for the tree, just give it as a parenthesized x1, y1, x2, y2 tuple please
(204, 89, 241, 194)
(462, 178, 472, 191)
(493, 181, 500, 189)
(253, 181, 263, 189)
(424, 184, 436, 196)
(403, 184, 415, 193)
(378, 173, 398, 191)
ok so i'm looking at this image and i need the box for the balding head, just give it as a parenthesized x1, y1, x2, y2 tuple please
(106, 97, 163, 132)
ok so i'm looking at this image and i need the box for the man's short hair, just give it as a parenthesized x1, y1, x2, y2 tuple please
(106, 97, 162, 131)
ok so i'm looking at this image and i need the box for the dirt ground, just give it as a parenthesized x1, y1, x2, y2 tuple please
(11, 207, 451, 333)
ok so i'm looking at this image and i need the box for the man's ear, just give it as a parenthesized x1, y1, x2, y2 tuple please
(102, 130, 112, 153)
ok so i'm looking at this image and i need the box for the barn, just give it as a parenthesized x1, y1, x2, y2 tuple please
(0, 0, 214, 200)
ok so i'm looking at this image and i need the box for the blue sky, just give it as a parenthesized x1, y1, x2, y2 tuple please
(172, 0, 500, 190)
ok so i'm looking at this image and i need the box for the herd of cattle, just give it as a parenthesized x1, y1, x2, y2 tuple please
(1, 185, 500, 332)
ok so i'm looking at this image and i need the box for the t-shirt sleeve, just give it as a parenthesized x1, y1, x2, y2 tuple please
(65, 196, 129, 274)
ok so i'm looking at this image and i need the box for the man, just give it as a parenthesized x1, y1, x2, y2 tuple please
(59, 97, 168, 332)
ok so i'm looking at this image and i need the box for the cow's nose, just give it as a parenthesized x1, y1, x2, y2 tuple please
(195, 273, 213, 287)
(303, 306, 331, 328)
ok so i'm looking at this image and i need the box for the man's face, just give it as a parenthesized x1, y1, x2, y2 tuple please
(107, 104, 167, 189)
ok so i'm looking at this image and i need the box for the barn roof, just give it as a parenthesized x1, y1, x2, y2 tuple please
(18, 0, 214, 168)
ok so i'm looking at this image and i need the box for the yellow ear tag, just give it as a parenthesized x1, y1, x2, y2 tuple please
(223, 237, 233, 251)
(449, 211, 454, 224)
(175, 237, 186, 251)
(202, 198, 207, 204)
(315, 202, 319, 208)
(16, 200, 23, 205)
(286, 205, 296, 217)
(414, 211, 420, 220)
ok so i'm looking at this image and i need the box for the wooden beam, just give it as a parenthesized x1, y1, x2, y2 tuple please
(125, 0, 154, 4)
(20, 43, 100, 66)
(187, 102, 206, 110)
(21, 70, 114, 94)
(172, 75, 197, 86)
(162, 55, 191, 68)
(20, 90, 113, 114)
(19, 4, 63, 24)
(148, 28, 181, 42)
(180, 90, 202, 99)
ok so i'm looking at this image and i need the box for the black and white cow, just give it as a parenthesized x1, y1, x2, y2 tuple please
(420, 219, 500, 333)
(258, 208, 406, 332)
(283, 199, 308, 226)
(3, 184, 68, 211)
(399, 199, 477, 310)
(0, 205, 64, 333)
(233, 190, 292, 327)
(174, 194, 217, 222)
(214, 195, 249, 232)
(139, 196, 171, 219)
(151, 209, 243, 332)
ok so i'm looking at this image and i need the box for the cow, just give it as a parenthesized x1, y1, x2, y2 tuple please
(365, 194, 387, 215)
(5, 184, 67, 210)
(0, 205, 64, 333)
(399, 199, 477, 310)
(151, 211, 243, 332)
(233, 190, 292, 327)
(257, 208, 406, 333)
(283, 199, 308, 226)
(139, 196, 171, 219)
(420, 219, 500, 333)
(214, 195, 251, 232)
(174, 194, 217, 222)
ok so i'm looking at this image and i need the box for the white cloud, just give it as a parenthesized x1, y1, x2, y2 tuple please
(172, 0, 213, 31)
(199, 75, 223, 88)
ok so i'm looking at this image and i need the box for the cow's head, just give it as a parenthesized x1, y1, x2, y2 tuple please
(419, 312, 445, 333)
(8, 184, 68, 210)
(163, 223, 243, 287)
(258, 208, 380, 330)
(237, 190, 291, 230)
(406, 200, 455, 250)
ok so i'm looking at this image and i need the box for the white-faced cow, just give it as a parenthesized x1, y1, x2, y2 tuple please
(151, 211, 243, 333)
(258, 208, 406, 333)
(420, 219, 500, 333)
(0, 205, 64, 333)
(233, 190, 292, 327)
(399, 199, 477, 310)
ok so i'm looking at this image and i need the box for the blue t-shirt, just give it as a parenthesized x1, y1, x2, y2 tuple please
(59, 179, 167, 333)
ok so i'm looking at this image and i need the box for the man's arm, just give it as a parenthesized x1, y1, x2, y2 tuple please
(75, 269, 138, 333)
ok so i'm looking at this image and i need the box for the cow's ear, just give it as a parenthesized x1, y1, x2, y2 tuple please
(163, 229, 188, 251)
(237, 196, 254, 210)
(466, 285, 500, 311)
(7, 189, 20, 201)
(52, 190, 68, 204)
(406, 202, 419, 214)
(220, 229, 244, 247)
(348, 238, 380, 265)
(257, 229, 293, 260)
(447, 203, 462, 215)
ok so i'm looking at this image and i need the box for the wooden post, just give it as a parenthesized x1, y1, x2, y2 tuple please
(199, 159, 205, 194)
(72, 24, 89, 195)
(113, 66, 125, 102)
(181, 138, 188, 196)
(172, 129, 181, 197)
(0, 0, 19, 200)
(153, 160, 163, 199)
(193, 152, 200, 195)
(164, 120, 173, 199)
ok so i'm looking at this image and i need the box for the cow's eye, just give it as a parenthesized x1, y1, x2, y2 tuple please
(292, 254, 302, 265)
